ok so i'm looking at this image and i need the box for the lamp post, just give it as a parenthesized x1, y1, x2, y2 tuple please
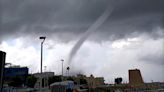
(39, 36, 46, 74)
(39, 36, 46, 91)
(61, 59, 64, 81)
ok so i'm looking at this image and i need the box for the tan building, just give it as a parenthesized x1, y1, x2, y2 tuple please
(74, 74, 104, 88)
(95, 77, 104, 86)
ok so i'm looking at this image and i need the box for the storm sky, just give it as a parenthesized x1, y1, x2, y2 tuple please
(0, 0, 164, 83)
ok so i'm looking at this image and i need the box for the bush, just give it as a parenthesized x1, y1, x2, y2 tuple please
(26, 75, 37, 88)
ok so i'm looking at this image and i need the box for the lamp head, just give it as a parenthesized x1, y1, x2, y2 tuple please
(39, 36, 46, 40)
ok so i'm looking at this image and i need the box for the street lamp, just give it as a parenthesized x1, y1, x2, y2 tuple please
(39, 36, 46, 74)
(61, 59, 64, 81)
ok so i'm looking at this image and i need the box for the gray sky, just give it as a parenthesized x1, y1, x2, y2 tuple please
(0, 0, 164, 83)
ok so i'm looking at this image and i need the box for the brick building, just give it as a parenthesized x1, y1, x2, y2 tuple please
(129, 69, 144, 86)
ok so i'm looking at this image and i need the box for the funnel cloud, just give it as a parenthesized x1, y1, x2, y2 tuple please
(68, 5, 115, 64)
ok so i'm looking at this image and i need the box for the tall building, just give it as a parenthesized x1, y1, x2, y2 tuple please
(129, 69, 144, 86)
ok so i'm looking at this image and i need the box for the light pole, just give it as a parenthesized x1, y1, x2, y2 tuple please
(39, 36, 46, 91)
(61, 59, 64, 81)
(39, 36, 46, 74)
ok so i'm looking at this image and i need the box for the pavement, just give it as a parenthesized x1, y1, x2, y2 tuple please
(12, 87, 51, 92)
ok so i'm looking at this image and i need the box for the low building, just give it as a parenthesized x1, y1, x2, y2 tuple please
(4, 66, 28, 85)
(73, 74, 104, 88)
(95, 77, 104, 86)
(85, 75, 104, 88)
(4, 66, 28, 77)
(33, 72, 54, 89)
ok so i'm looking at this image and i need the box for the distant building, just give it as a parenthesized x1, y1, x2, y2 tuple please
(85, 75, 104, 88)
(82, 69, 164, 92)
(129, 69, 144, 86)
(74, 74, 104, 88)
(33, 72, 54, 89)
(95, 77, 104, 86)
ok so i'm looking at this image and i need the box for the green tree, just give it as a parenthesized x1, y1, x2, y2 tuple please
(48, 76, 62, 86)
(26, 75, 37, 88)
(115, 77, 122, 84)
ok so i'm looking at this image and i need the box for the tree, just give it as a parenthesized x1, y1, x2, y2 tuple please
(115, 77, 122, 84)
(26, 75, 37, 88)
(48, 76, 62, 86)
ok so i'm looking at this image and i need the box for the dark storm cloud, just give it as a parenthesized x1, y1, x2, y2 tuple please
(111, 0, 164, 19)
(0, 0, 164, 42)
(142, 54, 164, 65)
